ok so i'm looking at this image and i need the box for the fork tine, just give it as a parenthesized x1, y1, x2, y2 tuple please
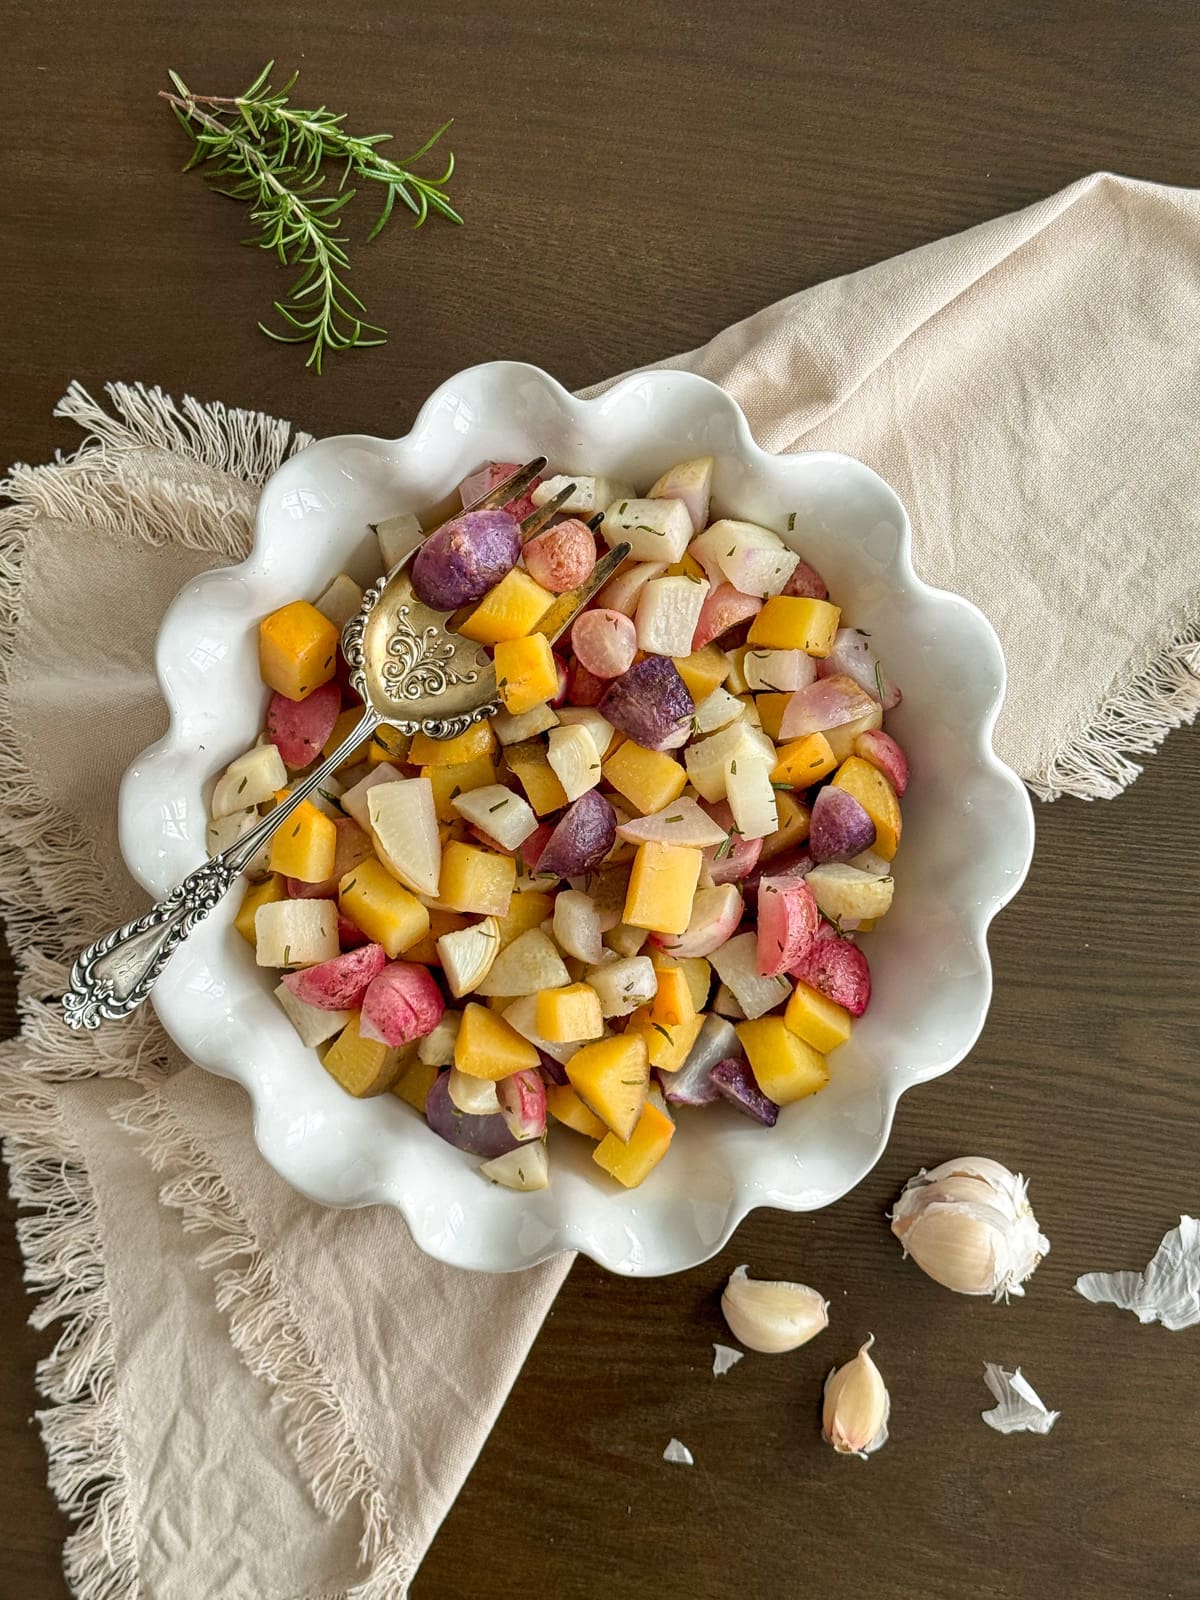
(535, 542, 631, 645)
(460, 457, 547, 516)
(585, 512, 605, 532)
(518, 482, 577, 541)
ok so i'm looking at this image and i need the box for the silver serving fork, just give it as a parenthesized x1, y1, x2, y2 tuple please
(63, 460, 629, 1029)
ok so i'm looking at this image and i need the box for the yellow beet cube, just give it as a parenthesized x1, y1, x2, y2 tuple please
(402, 909, 471, 967)
(338, 858, 430, 958)
(832, 756, 902, 859)
(723, 647, 750, 695)
(627, 1008, 704, 1071)
(673, 644, 730, 704)
(649, 957, 696, 1029)
(269, 799, 337, 882)
(679, 956, 712, 1012)
(772, 732, 838, 788)
(410, 721, 496, 768)
(759, 791, 812, 862)
(736, 1017, 830, 1104)
(323, 708, 374, 769)
(234, 875, 287, 946)
(422, 756, 498, 822)
(566, 1033, 650, 1141)
(322, 1014, 405, 1097)
(494, 889, 555, 948)
(454, 1002, 540, 1080)
(367, 726, 412, 768)
(437, 841, 516, 916)
(593, 1100, 675, 1188)
(546, 1083, 608, 1140)
(602, 741, 687, 816)
(784, 981, 853, 1054)
(747, 596, 841, 656)
(495, 634, 560, 716)
(391, 1057, 439, 1114)
(536, 982, 604, 1043)
(505, 740, 568, 816)
(259, 600, 340, 702)
(623, 841, 702, 935)
(755, 692, 791, 741)
(458, 569, 554, 645)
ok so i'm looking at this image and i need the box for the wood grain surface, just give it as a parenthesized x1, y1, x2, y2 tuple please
(3, 2, 1198, 1596)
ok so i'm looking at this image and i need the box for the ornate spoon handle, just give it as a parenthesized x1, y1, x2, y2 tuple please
(62, 708, 380, 1030)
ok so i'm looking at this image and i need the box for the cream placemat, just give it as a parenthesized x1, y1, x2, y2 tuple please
(2, 170, 1198, 1599)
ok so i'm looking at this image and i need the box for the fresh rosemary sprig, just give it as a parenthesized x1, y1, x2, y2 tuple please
(160, 62, 461, 372)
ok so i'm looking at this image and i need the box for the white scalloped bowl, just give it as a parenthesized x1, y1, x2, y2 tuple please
(119, 361, 1034, 1276)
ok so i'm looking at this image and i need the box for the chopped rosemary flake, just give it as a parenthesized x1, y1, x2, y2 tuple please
(730, 759, 737, 775)
(283, 944, 292, 964)
(787, 512, 796, 532)
(488, 800, 509, 812)
(291, 822, 301, 837)
(810, 758, 825, 768)
(618, 501, 629, 513)
(517, 1168, 525, 1183)
(651, 1023, 673, 1042)
(342, 877, 357, 893)
(665, 814, 683, 823)
(770, 781, 791, 790)
(237, 776, 248, 793)
(620, 1077, 643, 1085)
(874, 661, 886, 702)
(450, 786, 462, 799)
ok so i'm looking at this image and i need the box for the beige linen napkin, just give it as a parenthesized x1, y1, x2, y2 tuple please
(2, 170, 1198, 1599)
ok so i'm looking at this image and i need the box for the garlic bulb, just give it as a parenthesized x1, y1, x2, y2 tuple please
(822, 1336, 890, 1458)
(720, 1265, 829, 1353)
(890, 1155, 1049, 1300)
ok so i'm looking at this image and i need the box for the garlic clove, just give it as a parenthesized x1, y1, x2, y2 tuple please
(720, 1264, 829, 1353)
(890, 1155, 1049, 1300)
(822, 1336, 890, 1458)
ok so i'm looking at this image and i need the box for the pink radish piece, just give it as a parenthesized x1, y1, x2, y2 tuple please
(282, 943, 388, 1010)
(359, 963, 445, 1046)
(701, 800, 764, 885)
(782, 559, 829, 600)
(523, 519, 596, 593)
(286, 817, 375, 899)
(565, 658, 608, 706)
(755, 876, 820, 977)
(267, 680, 341, 768)
(743, 850, 812, 912)
(791, 925, 872, 1016)
(496, 1069, 547, 1142)
(337, 913, 368, 949)
(817, 629, 902, 710)
(571, 609, 638, 679)
(809, 787, 877, 863)
(779, 675, 880, 741)
(854, 729, 909, 797)
(650, 884, 743, 958)
(550, 651, 570, 707)
(459, 461, 541, 522)
(691, 583, 763, 650)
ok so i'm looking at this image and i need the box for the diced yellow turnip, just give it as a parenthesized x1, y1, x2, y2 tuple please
(724, 757, 778, 840)
(690, 519, 799, 598)
(367, 778, 441, 898)
(531, 473, 635, 516)
(490, 701, 560, 745)
(742, 649, 818, 694)
(586, 954, 657, 1017)
(480, 1141, 550, 1191)
(634, 574, 711, 658)
(474, 928, 570, 996)
(451, 784, 538, 851)
(314, 573, 365, 630)
(555, 706, 615, 759)
(648, 457, 713, 535)
(417, 1009, 461, 1067)
(684, 721, 776, 802)
(692, 686, 745, 735)
(206, 808, 257, 857)
(437, 917, 502, 997)
(501, 993, 583, 1066)
(340, 763, 404, 830)
(254, 899, 339, 969)
(448, 1066, 502, 1115)
(375, 510, 422, 570)
(602, 497, 693, 563)
(709, 931, 792, 1019)
(273, 982, 353, 1047)
(806, 863, 895, 922)
(211, 744, 287, 818)
(553, 890, 604, 963)
(547, 724, 604, 804)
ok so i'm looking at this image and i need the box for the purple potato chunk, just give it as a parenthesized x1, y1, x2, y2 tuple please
(659, 1014, 742, 1106)
(534, 790, 616, 878)
(411, 509, 522, 610)
(425, 1070, 522, 1158)
(711, 1058, 780, 1126)
(808, 786, 876, 864)
(599, 656, 695, 751)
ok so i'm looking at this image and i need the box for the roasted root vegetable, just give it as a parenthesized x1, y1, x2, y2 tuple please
(360, 963, 445, 1046)
(258, 600, 340, 702)
(566, 1033, 650, 1141)
(282, 943, 389, 1010)
(411, 508, 521, 610)
(322, 1013, 407, 1097)
(592, 1099, 674, 1187)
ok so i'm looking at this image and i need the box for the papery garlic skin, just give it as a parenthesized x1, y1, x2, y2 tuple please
(890, 1155, 1049, 1300)
(822, 1336, 890, 1458)
(720, 1265, 829, 1353)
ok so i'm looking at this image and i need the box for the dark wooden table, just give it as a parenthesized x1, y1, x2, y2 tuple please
(4, 2, 1199, 1595)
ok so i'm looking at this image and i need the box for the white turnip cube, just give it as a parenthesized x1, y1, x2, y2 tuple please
(274, 982, 353, 1047)
(452, 784, 538, 850)
(692, 686, 745, 735)
(211, 744, 287, 818)
(255, 900, 339, 969)
(684, 721, 776, 803)
(375, 511, 421, 570)
(602, 497, 693, 563)
(691, 519, 799, 597)
(709, 932, 790, 1020)
(724, 757, 778, 840)
(634, 575, 710, 657)
(314, 573, 365, 630)
(647, 457, 713, 535)
(531, 474, 635, 516)
(742, 649, 817, 694)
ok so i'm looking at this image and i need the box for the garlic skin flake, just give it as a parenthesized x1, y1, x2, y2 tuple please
(663, 1438, 694, 1465)
(890, 1155, 1049, 1300)
(712, 1342, 744, 1377)
(822, 1336, 890, 1459)
(981, 1363, 1059, 1435)
(1075, 1214, 1200, 1330)
(720, 1264, 829, 1353)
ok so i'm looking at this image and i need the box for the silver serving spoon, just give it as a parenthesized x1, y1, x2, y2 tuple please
(63, 460, 629, 1029)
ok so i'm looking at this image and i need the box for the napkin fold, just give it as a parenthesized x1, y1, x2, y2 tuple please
(2, 171, 1198, 1600)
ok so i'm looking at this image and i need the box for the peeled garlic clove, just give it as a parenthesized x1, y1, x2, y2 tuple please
(890, 1155, 1049, 1300)
(822, 1336, 889, 1457)
(720, 1264, 829, 1353)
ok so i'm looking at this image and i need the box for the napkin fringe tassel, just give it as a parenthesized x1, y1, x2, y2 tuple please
(1032, 606, 1200, 801)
